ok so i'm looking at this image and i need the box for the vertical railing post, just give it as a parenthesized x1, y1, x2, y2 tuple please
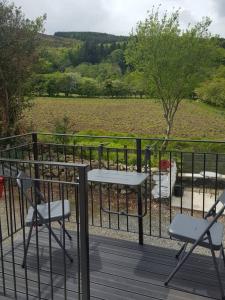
(136, 138, 143, 245)
(32, 133, 41, 204)
(98, 143, 103, 169)
(79, 165, 90, 300)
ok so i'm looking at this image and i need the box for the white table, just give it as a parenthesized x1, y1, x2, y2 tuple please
(88, 169, 149, 245)
(88, 169, 148, 186)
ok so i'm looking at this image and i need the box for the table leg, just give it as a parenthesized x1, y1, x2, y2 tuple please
(137, 186, 143, 245)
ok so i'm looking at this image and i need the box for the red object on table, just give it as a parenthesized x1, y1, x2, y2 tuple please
(159, 160, 171, 171)
(0, 176, 4, 198)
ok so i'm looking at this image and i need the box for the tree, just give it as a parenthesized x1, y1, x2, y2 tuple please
(0, 1, 45, 136)
(58, 74, 76, 97)
(97, 63, 122, 80)
(124, 71, 147, 98)
(125, 8, 221, 148)
(196, 78, 225, 106)
(108, 49, 127, 74)
(78, 77, 100, 97)
(39, 47, 70, 73)
(46, 74, 61, 97)
(30, 74, 48, 96)
(196, 66, 225, 106)
(103, 79, 128, 98)
(54, 114, 71, 144)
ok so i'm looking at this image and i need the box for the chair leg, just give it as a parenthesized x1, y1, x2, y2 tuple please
(208, 236, 225, 300)
(45, 223, 73, 263)
(221, 247, 225, 268)
(58, 220, 72, 240)
(165, 242, 198, 286)
(22, 224, 33, 268)
(175, 242, 188, 260)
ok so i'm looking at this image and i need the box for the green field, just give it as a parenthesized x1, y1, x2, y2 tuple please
(24, 97, 225, 140)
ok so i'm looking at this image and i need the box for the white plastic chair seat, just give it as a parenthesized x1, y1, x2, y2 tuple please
(25, 200, 70, 226)
(169, 213, 224, 250)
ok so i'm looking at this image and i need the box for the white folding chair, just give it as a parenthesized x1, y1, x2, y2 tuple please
(165, 190, 225, 300)
(17, 171, 73, 268)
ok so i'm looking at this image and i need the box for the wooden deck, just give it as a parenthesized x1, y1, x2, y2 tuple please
(0, 227, 224, 300)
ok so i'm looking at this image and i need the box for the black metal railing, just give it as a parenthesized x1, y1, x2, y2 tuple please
(2, 132, 225, 239)
(30, 132, 225, 238)
(0, 157, 90, 300)
(1, 132, 225, 299)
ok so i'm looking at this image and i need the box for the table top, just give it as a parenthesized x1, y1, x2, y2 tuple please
(88, 169, 149, 186)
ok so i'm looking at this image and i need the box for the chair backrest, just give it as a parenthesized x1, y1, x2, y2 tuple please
(17, 171, 33, 194)
(191, 190, 225, 248)
(205, 189, 225, 220)
(17, 171, 45, 207)
(218, 190, 225, 206)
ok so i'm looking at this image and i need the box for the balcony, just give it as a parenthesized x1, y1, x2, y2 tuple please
(0, 132, 225, 299)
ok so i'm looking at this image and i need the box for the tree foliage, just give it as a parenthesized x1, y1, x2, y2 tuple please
(54, 31, 128, 44)
(0, 1, 45, 136)
(196, 66, 225, 106)
(124, 71, 147, 98)
(71, 62, 122, 80)
(125, 8, 221, 146)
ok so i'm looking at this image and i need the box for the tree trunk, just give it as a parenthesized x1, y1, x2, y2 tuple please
(161, 120, 172, 152)
(0, 87, 9, 137)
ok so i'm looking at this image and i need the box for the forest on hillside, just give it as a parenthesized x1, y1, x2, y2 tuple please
(30, 32, 151, 98)
(30, 31, 225, 100)
(54, 31, 129, 43)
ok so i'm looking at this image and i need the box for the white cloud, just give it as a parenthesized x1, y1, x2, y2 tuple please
(12, 0, 225, 37)
(213, 0, 225, 18)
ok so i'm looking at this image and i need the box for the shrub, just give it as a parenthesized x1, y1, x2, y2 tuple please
(54, 115, 72, 144)
(196, 78, 225, 107)
(78, 77, 101, 97)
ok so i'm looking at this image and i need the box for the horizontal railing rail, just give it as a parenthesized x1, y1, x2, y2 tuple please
(0, 157, 90, 300)
(1, 132, 225, 239)
(36, 132, 225, 144)
(2, 132, 225, 299)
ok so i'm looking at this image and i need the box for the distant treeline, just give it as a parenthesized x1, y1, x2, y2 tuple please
(30, 71, 147, 98)
(54, 31, 129, 44)
(29, 32, 225, 100)
(30, 31, 135, 98)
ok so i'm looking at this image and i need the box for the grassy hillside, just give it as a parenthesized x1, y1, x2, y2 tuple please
(24, 97, 225, 141)
(39, 33, 80, 48)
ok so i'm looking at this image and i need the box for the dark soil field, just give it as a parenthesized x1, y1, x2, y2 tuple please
(24, 97, 225, 140)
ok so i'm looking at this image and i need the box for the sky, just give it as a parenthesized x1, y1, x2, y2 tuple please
(12, 0, 225, 37)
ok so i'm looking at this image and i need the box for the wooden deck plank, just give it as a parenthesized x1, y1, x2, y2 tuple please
(0, 227, 219, 300)
(4, 240, 222, 293)
(8, 232, 223, 287)
(3, 239, 222, 297)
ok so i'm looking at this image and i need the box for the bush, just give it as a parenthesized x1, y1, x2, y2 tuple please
(54, 115, 72, 144)
(103, 79, 129, 97)
(78, 77, 101, 97)
(196, 78, 225, 107)
(31, 73, 79, 97)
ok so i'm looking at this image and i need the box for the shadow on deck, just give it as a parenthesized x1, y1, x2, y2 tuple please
(0, 227, 223, 300)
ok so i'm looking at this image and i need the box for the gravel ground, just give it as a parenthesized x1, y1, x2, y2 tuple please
(0, 184, 221, 258)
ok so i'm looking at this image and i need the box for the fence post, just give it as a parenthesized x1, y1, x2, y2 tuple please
(136, 138, 143, 245)
(32, 133, 41, 204)
(79, 165, 90, 300)
(98, 144, 103, 169)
